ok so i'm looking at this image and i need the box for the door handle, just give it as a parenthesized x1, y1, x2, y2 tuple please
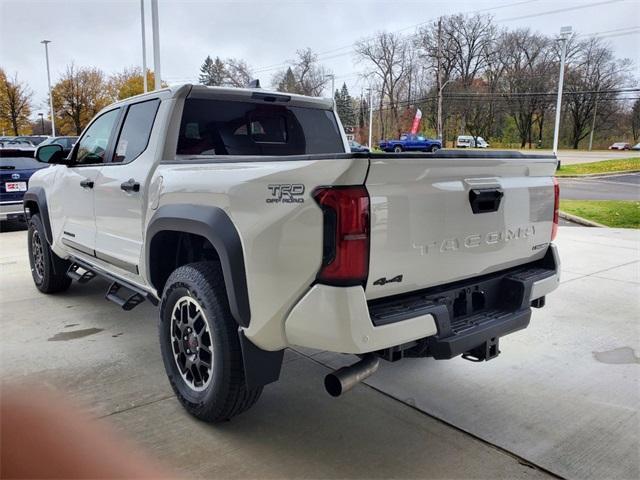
(120, 178, 140, 192)
(80, 179, 94, 189)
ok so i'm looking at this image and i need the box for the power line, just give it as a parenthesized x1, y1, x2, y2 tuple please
(252, 0, 630, 76)
(252, 0, 544, 73)
(496, 0, 626, 22)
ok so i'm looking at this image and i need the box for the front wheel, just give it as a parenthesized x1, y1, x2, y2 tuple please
(159, 261, 262, 423)
(429, 145, 440, 153)
(27, 214, 71, 293)
(393, 145, 403, 153)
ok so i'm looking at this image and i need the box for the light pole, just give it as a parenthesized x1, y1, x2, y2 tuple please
(367, 87, 373, 149)
(41, 40, 55, 136)
(437, 78, 452, 143)
(151, 0, 162, 90)
(140, 0, 148, 93)
(326, 74, 335, 99)
(38, 113, 44, 134)
(552, 26, 572, 156)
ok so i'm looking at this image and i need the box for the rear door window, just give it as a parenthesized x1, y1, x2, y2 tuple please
(176, 98, 343, 156)
(113, 99, 160, 163)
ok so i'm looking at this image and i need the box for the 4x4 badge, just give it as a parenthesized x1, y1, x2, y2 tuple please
(373, 275, 403, 286)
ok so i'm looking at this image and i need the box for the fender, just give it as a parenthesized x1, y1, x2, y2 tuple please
(23, 187, 53, 244)
(146, 204, 251, 327)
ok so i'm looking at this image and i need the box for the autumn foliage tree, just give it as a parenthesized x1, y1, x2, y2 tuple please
(0, 68, 33, 135)
(109, 67, 159, 100)
(51, 64, 112, 135)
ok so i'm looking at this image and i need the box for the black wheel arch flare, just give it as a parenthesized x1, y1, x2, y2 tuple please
(146, 205, 251, 328)
(23, 187, 53, 244)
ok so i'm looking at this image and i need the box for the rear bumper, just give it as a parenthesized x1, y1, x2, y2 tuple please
(0, 202, 25, 221)
(285, 245, 560, 356)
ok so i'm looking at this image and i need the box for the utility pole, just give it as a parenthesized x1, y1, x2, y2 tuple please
(326, 74, 335, 99)
(151, 0, 162, 90)
(367, 87, 373, 149)
(41, 40, 55, 136)
(436, 18, 443, 143)
(588, 79, 600, 151)
(140, 0, 148, 93)
(552, 26, 572, 156)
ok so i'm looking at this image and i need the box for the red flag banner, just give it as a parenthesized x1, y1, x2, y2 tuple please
(410, 108, 422, 134)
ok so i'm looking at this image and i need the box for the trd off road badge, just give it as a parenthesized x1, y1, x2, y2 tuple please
(266, 184, 305, 204)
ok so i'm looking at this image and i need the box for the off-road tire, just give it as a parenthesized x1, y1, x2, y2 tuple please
(27, 214, 71, 293)
(159, 261, 262, 423)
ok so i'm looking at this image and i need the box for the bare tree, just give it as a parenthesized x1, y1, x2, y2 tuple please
(0, 69, 33, 135)
(564, 37, 628, 149)
(355, 32, 410, 137)
(499, 29, 555, 147)
(272, 48, 330, 96)
(225, 58, 253, 87)
(631, 99, 640, 142)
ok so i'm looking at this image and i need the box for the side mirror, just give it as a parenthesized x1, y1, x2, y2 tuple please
(35, 144, 66, 164)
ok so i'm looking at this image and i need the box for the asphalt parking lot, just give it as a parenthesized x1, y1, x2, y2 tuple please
(559, 173, 640, 201)
(1, 226, 638, 479)
(551, 150, 637, 166)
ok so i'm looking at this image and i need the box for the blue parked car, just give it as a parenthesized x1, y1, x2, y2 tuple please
(378, 133, 441, 153)
(0, 149, 49, 223)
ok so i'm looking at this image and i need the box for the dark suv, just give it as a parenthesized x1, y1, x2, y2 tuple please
(0, 149, 48, 222)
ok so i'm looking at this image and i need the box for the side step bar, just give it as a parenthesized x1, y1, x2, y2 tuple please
(106, 282, 145, 311)
(67, 263, 96, 283)
(66, 259, 158, 309)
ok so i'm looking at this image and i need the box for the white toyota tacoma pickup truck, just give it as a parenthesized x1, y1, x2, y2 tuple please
(25, 84, 560, 422)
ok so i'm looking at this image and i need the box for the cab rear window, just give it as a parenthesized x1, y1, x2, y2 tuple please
(176, 98, 343, 156)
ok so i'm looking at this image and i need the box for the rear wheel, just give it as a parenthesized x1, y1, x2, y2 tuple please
(393, 145, 403, 153)
(27, 214, 71, 293)
(159, 261, 262, 422)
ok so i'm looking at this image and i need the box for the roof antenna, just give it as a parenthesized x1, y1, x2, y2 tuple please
(248, 79, 261, 89)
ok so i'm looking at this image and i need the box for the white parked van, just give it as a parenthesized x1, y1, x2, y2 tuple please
(457, 135, 490, 148)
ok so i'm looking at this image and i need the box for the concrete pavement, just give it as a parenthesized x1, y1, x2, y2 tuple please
(1, 227, 638, 479)
(307, 227, 640, 480)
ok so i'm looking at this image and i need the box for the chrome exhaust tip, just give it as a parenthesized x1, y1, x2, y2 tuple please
(324, 354, 380, 397)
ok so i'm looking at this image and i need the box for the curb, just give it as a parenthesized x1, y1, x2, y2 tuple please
(557, 169, 640, 178)
(559, 211, 607, 228)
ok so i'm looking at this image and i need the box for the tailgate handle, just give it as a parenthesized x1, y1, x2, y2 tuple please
(469, 189, 503, 214)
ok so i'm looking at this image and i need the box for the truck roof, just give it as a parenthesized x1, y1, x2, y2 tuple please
(110, 83, 334, 111)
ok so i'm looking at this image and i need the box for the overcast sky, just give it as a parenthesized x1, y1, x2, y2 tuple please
(1, 0, 639, 115)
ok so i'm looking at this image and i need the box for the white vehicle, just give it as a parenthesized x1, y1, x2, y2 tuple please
(457, 135, 490, 148)
(25, 84, 560, 422)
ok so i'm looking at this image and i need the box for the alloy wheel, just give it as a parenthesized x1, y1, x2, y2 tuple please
(170, 295, 214, 391)
(31, 231, 45, 282)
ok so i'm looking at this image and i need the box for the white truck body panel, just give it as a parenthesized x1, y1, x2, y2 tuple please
(26, 83, 560, 357)
(365, 156, 556, 300)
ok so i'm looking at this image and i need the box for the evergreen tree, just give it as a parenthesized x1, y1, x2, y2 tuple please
(335, 83, 356, 127)
(358, 96, 369, 130)
(199, 56, 226, 86)
(277, 67, 300, 94)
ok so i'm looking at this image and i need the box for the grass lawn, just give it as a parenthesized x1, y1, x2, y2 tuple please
(556, 157, 640, 176)
(560, 200, 640, 228)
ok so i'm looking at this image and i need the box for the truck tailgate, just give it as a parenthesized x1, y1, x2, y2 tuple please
(365, 153, 557, 300)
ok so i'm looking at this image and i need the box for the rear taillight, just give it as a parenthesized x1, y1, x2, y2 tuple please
(313, 186, 370, 286)
(552, 177, 559, 241)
